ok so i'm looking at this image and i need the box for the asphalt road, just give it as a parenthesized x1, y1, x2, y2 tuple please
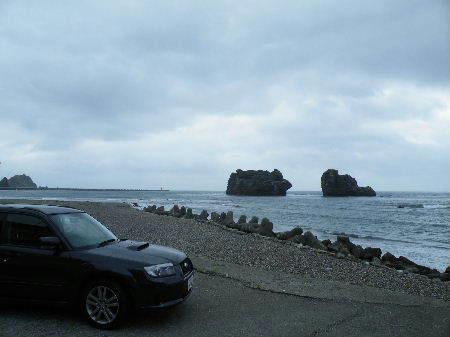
(0, 272, 448, 337)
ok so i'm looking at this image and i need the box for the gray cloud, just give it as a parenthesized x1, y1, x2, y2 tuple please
(0, 0, 448, 191)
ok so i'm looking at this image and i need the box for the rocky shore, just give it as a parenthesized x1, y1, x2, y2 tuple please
(142, 203, 449, 283)
(1, 199, 448, 302)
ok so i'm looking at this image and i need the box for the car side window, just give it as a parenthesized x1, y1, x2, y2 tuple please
(4, 213, 54, 248)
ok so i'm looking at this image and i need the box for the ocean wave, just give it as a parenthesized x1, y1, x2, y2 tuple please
(331, 231, 360, 238)
(397, 203, 424, 208)
(430, 223, 450, 228)
(360, 235, 416, 245)
(358, 235, 448, 247)
(424, 204, 450, 209)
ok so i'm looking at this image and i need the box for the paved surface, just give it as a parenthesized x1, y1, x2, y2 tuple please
(0, 261, 448, 337)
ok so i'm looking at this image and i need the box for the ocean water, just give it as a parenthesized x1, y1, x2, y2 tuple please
(1, 189, 449, 271)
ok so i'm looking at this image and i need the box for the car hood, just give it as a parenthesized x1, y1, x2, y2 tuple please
(88, 240, 187, 266)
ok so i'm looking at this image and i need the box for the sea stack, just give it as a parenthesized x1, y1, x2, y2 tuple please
(226, 169, 292, 196)
(321, 169, 376, 197)
(6, 174, 37, 189)
(0, 177, 9, 187)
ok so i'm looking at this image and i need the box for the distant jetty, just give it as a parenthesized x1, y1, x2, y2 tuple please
(0, 174, 169, 191)
(0, 187, 170, 192)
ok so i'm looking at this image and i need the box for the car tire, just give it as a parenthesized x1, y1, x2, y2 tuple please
(81, 280, 129, 329)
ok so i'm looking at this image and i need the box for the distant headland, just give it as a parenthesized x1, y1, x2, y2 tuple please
(0, 174, 169, 192)
(1, 174, 37, 189)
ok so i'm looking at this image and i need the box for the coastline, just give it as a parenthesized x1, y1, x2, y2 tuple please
(0, 187, 169, 191)
(1, 198, 448, 302)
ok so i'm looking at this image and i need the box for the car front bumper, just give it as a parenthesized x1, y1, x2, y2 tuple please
(140, 287, 192, 309)
(134, 270, 194, 310)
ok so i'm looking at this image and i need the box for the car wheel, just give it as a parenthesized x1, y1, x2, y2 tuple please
(82, 280, 128, 329)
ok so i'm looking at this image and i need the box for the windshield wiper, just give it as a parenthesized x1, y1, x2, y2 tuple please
(97, 238, 117, 247)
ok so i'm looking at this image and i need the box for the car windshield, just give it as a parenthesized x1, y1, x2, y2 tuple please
(50, 212, 117, 249)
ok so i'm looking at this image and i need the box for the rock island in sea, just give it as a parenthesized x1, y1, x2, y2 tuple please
(226, 169, 292, 196)
(321, 169, 376, 196)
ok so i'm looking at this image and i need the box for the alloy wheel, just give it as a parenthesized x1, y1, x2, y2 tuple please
(85, 285, 120, 325)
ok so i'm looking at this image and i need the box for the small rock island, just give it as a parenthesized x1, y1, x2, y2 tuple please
(226, 169, 292, 196)
(321, 169, 376, 197)
(0, 174, 37, 189)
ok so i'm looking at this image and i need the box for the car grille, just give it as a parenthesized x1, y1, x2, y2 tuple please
(180, 258, 193, 276)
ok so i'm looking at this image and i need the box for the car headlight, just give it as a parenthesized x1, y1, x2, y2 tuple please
(144, 263, 176, 277)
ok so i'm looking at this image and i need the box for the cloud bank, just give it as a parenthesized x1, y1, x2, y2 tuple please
(0, 0, 448, 191)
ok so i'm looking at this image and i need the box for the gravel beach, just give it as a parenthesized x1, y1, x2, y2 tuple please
(1, 199, 448, 301)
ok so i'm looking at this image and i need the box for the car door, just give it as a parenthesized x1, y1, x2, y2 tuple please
(0, 212, 10, 297)
(0, 212, 76, 302)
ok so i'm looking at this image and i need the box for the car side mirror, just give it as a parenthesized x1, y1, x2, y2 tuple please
(40, 236, 61, 249)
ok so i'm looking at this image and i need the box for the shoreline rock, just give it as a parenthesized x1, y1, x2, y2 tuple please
(141, 202, 447, 280)
(321, 169, 376, 197)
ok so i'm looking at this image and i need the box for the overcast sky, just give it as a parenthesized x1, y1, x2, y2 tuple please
(0, 0, 448, 191)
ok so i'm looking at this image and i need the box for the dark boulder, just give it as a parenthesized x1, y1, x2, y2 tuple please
(0, 177, 9, 187)
(260, 218, 274, 233)
(337, 236, 351, 246)
(223, 211, 235, 227)
(328, 236, 357, 256)
(179, 206, 187, 217)
(321, 169, 375, 197)
(185, 208, 194, 219)
(360, 247, 382, 260)
(289, 234, 303, 243)
(397, 256, 418, 268)
(198, 210, 209, 220)
(404, 265, 420, 274)
(226, 169, 292, 196)
(211, 212, 220, 222)
(328, 242, 350, 256)
(416, 265, 433, 276)
(381, 252, 407, 270)
(144, 205, 157, 213)
(380, 253, 433, 273)
(155, 206, 165, 215)
(170, 205, 180, 217)
(381, 252, 397, 263)
(321, 239, 332, 247)
(299, 231, 326, 250)
(237, 215, 247, 224)
(239, 222, 274, 237)
(350, 245, 364, 259)
(276, 227, 303, 240)
(371, 257, 382, 265)
(427, 269, 442, 279)
(249, 216, 259, 224)
(440, 273, 450, 282)
(7, 174, 37, 188)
